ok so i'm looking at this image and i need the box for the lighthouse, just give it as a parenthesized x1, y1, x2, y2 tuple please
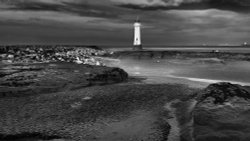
(133, 17, 142, 50)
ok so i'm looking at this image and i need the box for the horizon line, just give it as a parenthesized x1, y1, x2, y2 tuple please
(0, 44, 249, 46)
(0, 45, 249, 48)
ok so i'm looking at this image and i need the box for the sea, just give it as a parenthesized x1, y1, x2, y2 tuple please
(107, 47, 250, 87)
(110, 47, 250, 53)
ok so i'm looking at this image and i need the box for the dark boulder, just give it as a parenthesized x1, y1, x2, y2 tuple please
(193, 83, 250, 141)
(0, 63, 128, 98)
(197, 82, 250, 104)
(88, 67, 128, 84)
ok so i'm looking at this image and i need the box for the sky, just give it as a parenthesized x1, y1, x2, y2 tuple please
(0, 0, 250, 46)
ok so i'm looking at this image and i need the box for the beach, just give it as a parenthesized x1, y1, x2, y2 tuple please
(1, 47, 250, 141)
(0, 82, 197, 141)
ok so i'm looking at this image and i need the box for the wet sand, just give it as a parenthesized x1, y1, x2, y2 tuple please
(164, 100, 181, 141)
(0, 83, 196, 141)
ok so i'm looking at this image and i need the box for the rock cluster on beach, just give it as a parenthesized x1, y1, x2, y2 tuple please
(0, 62, 128, 98)
(0, 45, 128, 97)
(0, 45, 108, 66)
(197, 82, 250, 104)
(193, 82, 250, 141)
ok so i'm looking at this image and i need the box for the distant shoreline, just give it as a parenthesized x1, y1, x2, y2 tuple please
(1, 44, 250, 48)
(110, 47, 250, 54)
(107, 45, 250, 48)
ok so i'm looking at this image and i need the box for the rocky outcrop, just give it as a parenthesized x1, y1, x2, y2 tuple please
(0, 45, 127, 97)
(0, 63, 128, 98)
(196, 82, 250, 104)
(88, 68, 128, 84)
(0, 45, 109, 65)
(193, 82, 250, 141)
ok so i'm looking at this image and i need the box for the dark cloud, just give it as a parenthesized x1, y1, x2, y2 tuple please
(9, 2, 65, 11)
(0, 0, 249, 45)
(62, 2, 120, 19)
(118, 0, 250, 13)
(0, 0, 120, 19)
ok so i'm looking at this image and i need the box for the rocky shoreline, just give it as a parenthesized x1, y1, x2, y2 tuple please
(0, 45, 128, 98)
(0, 45, 109, 65)
(0, 62, 128, 98)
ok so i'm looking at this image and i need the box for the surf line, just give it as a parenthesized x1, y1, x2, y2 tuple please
(166, 75, 250, 86)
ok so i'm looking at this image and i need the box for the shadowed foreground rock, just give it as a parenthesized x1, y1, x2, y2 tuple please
(0, 62, 128, 98)
(193, 82, 250, 141)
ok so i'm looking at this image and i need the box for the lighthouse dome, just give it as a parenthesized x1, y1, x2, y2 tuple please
(134, 22, 141, 26)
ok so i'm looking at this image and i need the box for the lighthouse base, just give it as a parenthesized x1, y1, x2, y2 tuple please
(133, 45, 143, 50)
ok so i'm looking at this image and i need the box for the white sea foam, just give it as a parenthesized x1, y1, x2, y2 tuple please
(167, 75, 250, 86)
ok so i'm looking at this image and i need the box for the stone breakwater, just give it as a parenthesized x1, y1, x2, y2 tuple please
(0, 45, 109, 66)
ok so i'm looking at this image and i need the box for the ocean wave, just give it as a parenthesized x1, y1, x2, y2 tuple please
(166, 75, 250, 86)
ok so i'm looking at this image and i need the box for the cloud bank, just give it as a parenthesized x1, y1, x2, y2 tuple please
(0, 0, 249, 45)
(117, 0, 250, 12)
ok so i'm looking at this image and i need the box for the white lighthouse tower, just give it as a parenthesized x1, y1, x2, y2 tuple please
(133, 17, 142, 50)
